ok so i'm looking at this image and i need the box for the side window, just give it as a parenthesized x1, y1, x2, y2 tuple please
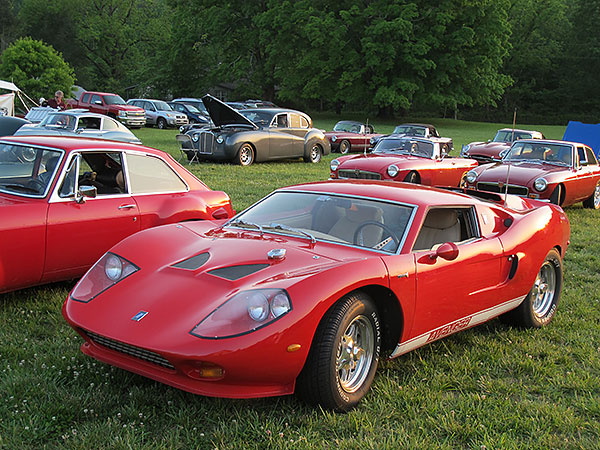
(59, 155, 78, 197)
(274, 114, 288, 128)
(126, 153, 187, 194)
(577, 147, 587, 166)
(79, 152, 125, 195)
(300, 116, 309, 128)
(290, 114, 301, 128)
(78, 117, 101, 130)
(367, 125, 374, 134)
(147, 102, 156, 111)
(586, 148, 598, 165)
(81, 93, 90, 103)
(413, 207, 479, 251)
(91, 95, 103, 105)
(103, 118, 120, 131)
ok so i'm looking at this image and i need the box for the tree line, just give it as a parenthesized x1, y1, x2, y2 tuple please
(0, 0, 598, 124)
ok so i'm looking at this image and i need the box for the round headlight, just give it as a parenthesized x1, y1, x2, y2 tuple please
(370, 137, 375, 144)
(192, 134, 199, 142)
(179, 125, 185, 133)
(466, 170, 478, 184)
(270, 292, 291, 318)
(105, 254, 123, 281)
(216, 135, 224, 144)
(387, 164, 399, 177)
(534, 177, 548, 192)
(247, 292, 270, 322)
(331, 136, 337, 142)
(460, 144, 470, 156)
(330, 159, 340, 171)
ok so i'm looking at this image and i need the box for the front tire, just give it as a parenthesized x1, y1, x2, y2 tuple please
(157, 118, 167, 129)
(296, 292, 380, 412)
(583, 181, 600, 209)
(235, 143, 255, 166)
(502, 249, 562, 328)
(304, 144, 322, 163)
(339, 139, 351, 154)
(403, 171, 419, 183)
(549, 185, 562, 205)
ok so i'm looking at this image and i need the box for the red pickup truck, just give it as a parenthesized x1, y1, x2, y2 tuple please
(68, 91, 146, 128)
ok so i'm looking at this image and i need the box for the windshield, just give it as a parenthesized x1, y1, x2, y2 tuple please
(505, 142, 572, 166)
(40, 114, 77, 130)
(333, 122, 363, 133)
(154, 101, 172, 111)
(228, 191, 414, 253)
(493, 130, 534, 143)
(0, 144, 63, 197)
(393, 125, 426, 137)
(103, 95, 126, 105)
(185, 104, 200, 113)
(373, 138, 435, 158)
(240, 110, 273, 127)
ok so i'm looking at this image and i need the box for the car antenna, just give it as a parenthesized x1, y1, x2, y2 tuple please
(364, 118, 369, 156)
(511, 107, 517, 142)
(505, 107, 517, 206)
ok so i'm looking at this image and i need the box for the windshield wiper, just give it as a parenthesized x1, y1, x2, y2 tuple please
(227, 219, 264, 234)
(266, 223, 316, 243)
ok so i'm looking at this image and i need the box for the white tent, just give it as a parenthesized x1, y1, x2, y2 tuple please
(0, 80, 37, 115)
(0, 80, 20, 92)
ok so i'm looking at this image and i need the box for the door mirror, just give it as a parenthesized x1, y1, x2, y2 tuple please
(94, 100, 103, 105)
(75, 185, 97, 204)
(434, 242, 459, 261)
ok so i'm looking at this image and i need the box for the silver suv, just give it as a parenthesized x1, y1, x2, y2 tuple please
(127, 99, 188, 129)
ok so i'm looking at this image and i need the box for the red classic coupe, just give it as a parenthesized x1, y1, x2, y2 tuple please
(325, 121, 383, 154)
(330, 136, 478, 187)
(461, 128, 546, 164)
(0, 136, 233, 294)
(465, 139, 600, 208)
(63, 180, 569, 411)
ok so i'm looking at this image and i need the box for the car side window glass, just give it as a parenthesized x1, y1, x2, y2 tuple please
(586, 148, 598, 165)
(91, 95, 103, 104)
(577, 147, 587, 166)
(81, 93, 90, 103)
(103, 118, 120, 131)
(274, 114, 288, 128)
(59, 155, 78, 197)
(126, 153, 187, 194)
(77, 152, 126, 195)
(413, 207, 479, 251)
(290, 114, 301, 128)
(300, 116, 309, 128)
(78, 117, 101, 130)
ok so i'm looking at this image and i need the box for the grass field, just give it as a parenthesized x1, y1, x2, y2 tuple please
(1, 118, 599, 449)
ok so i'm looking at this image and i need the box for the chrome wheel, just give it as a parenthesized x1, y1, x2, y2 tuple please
(339, 140, 350, 154)
(236, 144, 254, 166)
(531, 261, 556, 318)
(594, 184, 600, 208)
(336, 315, 374, 393)
(308, 145, 321, 163)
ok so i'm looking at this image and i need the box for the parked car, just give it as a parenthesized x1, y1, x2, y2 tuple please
(68, 91, 146, 128)
(127, 99, 188, 129)
(461, 128, 546, 164)
(0, 116, 28, 136)
(330, 135, 477, 187)
(167, 102, 210, 126)
(179, 95, 330, 166)
(14, 110, 142, 144)
(371, 124, 454, 152)
(172, 98, 210, 117)
(464, 139, 600, 208)
(63, 179, 569, 411)
(243, 99, 278, 108)
(325, 121, 384, 154)
(0, 135, 234, 294)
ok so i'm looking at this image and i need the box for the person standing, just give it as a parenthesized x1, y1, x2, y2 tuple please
(47, 90, 66, 110)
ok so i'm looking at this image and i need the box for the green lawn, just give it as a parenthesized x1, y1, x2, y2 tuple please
(1, 118, 599, 449)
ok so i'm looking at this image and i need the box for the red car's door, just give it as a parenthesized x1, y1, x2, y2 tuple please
(573, 146, 600, 202)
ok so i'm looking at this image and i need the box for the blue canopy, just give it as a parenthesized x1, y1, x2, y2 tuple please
(563, 121, 600, 157)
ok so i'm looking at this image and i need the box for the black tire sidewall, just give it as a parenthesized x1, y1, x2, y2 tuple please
(340, 140, 350, 154)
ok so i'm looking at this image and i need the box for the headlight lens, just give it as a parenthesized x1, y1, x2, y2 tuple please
(216, 135, 224, 144)
(466, 170, 478, 184)
(192, 133, 199, 142)
(387, 164, 399, 177)
(330, 159, 340, 171)
(191, 289, 292, 339)
(331, 136, 337, 142)
(70, 252, 139, 303)
(460, 144, 470, 156)
(179, 125, 185, 133)
(534, 177, 548, 192)
(118, 111, 127, 117)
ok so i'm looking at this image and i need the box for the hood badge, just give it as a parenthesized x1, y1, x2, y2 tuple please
(267, 249, 286, 260)
(131, 311, 148, 322)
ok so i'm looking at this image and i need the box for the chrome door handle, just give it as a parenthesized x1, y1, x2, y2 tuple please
(118, 204, 136, 210)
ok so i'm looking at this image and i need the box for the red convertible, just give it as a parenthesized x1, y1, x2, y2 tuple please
(63, 180, 569, 411)
(461, 128, 545, 164)
(0, 136, 233, 294)
(325, 121, 383, 154)
(330, 136, 478, 187)
(465, 139, 600, 208)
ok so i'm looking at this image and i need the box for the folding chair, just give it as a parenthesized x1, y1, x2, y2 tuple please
(176, 134, 198, 164)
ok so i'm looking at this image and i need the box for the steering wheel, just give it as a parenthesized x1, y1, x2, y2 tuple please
(353, 221, 400, 248)
(26, 177, 46, 194)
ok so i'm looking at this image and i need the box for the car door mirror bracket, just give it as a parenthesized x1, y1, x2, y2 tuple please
(75, 185, 97, 204)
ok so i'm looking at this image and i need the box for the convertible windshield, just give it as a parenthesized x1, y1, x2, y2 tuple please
(373, 138, 435, 158)
(333, 121, 363, 133)
(103, 95, 126, 106)
(0, 143, 62, 197)
(393, 125, 426, 137)
(493, 130, 534, 143)
(40, 114, 77, 131)
(227, 191, 414, 253)
(505, 142, 572, 166)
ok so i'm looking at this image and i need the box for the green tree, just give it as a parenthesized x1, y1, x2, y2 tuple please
(0, 37, 75, 100)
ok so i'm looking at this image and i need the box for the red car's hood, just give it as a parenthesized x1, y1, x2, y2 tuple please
(467, 141, 509, 157)
(66, 221, 374, 346)
(338, 153, 428, 171)
(476, 161, 569, 185)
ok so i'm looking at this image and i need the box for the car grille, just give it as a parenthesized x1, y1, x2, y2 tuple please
(477, 182, 529, 196)
(196, 131, 216, 154)
(84, 330, 175, 370)
(338, 169, 382, 180)
(127, 111, 145, 118)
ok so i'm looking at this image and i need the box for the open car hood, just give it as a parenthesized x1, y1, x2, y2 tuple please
(202, 94, 258, 129)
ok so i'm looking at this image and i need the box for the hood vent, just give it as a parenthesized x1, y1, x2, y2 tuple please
(172, 252, 210, 270)
(208, 264, 269, 281)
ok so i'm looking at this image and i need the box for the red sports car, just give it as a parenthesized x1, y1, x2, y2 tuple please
(0, 135, 233, 293)
(465, 139, 600, 208)
(63, 180, 569, 411)
(325, 121, 383, 154)
(330, 136, 478, 187)
(461, 128, 545, 164)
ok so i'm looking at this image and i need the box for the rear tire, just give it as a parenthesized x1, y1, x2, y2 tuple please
(157, 118, 167, 129)
(296, 292, 380, 412)
(501, 249, 562, 328)
(583, 182, 600, 209)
